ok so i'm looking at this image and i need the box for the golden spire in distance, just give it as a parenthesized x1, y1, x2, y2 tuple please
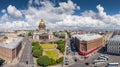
(39, 19, 45, 25)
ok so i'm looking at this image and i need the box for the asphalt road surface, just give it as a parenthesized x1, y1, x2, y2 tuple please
(17, 36, 34, 67)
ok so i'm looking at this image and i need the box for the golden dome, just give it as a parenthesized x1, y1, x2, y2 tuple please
(39, 19, 45, 25)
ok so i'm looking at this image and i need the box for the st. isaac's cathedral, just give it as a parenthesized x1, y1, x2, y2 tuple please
(32, 19, 53, 41)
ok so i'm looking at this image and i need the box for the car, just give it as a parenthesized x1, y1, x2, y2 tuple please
(65, 61, 69, 65)
(94, 65, 98, 67)
(66, 45, 69, 47)
(84, 56, 89, 59)
(66, 52, 70, 55)
(68, 47, 71, 50)
(74, 58, 77, 62)
(65, 57, 69, 62)
(74, 52, 78, 55)
(26, 61, 28, 64)
(65, 57, 69, 65)
(100, 55, 109, 59)
(106, 63, 119, 67)
(98, 56, 109, 61)
(85, 62, 89, 65)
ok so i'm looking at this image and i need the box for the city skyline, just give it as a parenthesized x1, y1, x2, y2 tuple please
(0, 0, 120, 30)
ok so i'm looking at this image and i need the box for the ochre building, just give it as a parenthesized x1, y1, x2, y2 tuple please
(72, 34, 103, 55)
(0, 37, 23, 61)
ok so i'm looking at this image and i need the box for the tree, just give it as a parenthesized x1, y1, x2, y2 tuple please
(53, 32, 57, 36)
(57, 40, 66, 53)
(32, 44, 43, 51)
(40, 42, 45, 44)
(19, 34, 24, 37)
(59, 35, 65, 38)
(32, 46, 40, 51)
(28, 31, 33, 36)
(37, 56, 51, 67)
(33, 49, 43, 58)
(32, 41, 39, 46)
(32, 41, 43, 58)
(0, 58, 5, 65)
(56, 57, 63, 64)
(57, 40, 65, 45)
(50, 58, 56, 65)
(4, 36, 8, 39)
(57, 44, 65, 53)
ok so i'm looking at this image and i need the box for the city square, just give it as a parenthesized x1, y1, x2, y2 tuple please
(0, 0, 120, 67)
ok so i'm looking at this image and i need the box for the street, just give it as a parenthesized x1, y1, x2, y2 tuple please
(64, 36, 84, 67)
(17, 36, 34, 67)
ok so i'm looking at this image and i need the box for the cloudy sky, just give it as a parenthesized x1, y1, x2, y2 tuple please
(0, 0, 120, 30)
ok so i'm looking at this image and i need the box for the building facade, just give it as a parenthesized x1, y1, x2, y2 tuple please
(107, 35, 120, 55)
(72, 34, 103, 55)
(0, 36, 23, 61)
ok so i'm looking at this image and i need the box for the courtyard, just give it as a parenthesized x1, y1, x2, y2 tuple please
(41, 44, 62, 60)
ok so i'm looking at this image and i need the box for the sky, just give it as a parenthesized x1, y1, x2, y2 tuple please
(0, 0, 120, 30)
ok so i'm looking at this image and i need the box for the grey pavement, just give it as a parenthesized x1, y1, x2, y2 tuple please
(16, 36, 34, 67)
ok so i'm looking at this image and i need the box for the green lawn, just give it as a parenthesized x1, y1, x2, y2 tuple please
(41, 44, 56, 49)
(44, 50, 58, 60)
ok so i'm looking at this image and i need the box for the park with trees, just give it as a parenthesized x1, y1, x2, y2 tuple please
(32, 41, 64, 67)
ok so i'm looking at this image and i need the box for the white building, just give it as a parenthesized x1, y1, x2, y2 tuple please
(107, 35, 120, 54)
(33, 30, 53, 40)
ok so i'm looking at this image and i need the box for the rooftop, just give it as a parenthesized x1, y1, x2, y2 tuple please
(109, 35, 120, 41)
(0, 37, 23, 49)
(73, 33, 102, 41)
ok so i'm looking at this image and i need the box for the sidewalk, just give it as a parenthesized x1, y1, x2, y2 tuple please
(49, 64, 63, 67)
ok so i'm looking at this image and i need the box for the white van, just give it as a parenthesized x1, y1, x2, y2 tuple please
(107, 63, 119, 67)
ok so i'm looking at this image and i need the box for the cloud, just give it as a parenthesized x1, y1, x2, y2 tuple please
(7, 5, 22, 19)
(54, 4, 120, 29)
(55, 0, 80, 14)
(22, 0, 80, 29)
(0, 14, 9, 22)
(0, 0, 120, 30)
(1, 9, 6, 13)
(0, 21, 30, 30)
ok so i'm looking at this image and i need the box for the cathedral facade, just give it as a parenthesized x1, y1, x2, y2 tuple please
(33, 19, 53, 41)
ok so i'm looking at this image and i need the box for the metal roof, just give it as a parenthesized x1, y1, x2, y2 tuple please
(73, 34, 102, 41)
(109, 35, 120, 41)
(0, 37, 23, 49)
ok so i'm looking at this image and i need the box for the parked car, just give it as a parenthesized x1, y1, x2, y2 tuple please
(94, 65, 98, 67)
(98, 55, 109, 61)
(106, 63, 119, 67)
(74, 52, 78, 55)
(65, 57, 69, 65)
(65, 61, 69, 65)
(85, 62, 89, 65)
(74, 58, 77, 62)
(26, 61, 28, 64)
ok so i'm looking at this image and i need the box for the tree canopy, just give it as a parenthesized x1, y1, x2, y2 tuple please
(37, 56, 51, 67)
